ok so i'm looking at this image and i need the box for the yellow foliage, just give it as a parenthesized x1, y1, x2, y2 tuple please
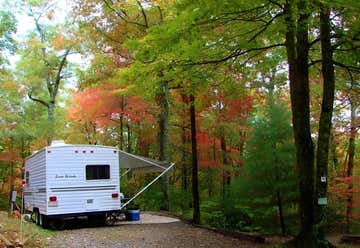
(47, 9, 55, 20)
(1, 81, 19, 92)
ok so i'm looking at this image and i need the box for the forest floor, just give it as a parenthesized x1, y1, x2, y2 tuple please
(1, 211, 359, 248)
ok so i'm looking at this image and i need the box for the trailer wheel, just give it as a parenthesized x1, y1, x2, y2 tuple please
(33, 209, 40, 225)
(105, 213, 118, 226)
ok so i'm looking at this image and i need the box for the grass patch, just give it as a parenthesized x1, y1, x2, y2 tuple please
(0, 211, 55, 247)
(0, 194, 8, 211)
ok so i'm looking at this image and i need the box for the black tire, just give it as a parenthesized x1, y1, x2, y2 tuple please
(33, 209, 40, 225)
(105, 213, 118, 226)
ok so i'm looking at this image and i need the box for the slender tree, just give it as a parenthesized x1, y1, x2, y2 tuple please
(189, 94, 200, 224)
(17, 2, 72, 145)
(315, 3, 336, 243)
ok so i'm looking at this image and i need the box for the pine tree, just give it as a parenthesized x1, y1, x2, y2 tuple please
(238, 99, 298, 235)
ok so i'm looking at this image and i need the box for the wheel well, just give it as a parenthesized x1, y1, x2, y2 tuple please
(31, 208, 39, 223)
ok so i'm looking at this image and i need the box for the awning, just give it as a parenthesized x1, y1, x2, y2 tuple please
(118, 150, 175, 210)
(118, 150, 170, 173)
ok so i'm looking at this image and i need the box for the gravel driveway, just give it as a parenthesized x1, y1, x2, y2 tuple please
(46, 213, 268, 248)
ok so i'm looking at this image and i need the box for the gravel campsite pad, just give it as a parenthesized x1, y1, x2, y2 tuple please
(46, 213, 268, 248)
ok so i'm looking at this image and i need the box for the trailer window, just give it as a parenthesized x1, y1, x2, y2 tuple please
(86, 165, 110, 180)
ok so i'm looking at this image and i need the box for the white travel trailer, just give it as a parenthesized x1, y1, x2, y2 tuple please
(23, 141, 173, 228)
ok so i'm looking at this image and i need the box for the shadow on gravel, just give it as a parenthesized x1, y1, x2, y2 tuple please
(49, 217, 109, 230)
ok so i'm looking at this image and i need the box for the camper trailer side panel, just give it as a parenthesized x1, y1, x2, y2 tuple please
(24, 149, 47, 214)
(45, 146, 120, 216)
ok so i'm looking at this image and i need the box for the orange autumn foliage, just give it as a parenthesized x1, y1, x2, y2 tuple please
(329, 176, 360, 220)
(68, 84, 121, 127)
(0, 151, 21, 163)
(67, 84, 155, 143)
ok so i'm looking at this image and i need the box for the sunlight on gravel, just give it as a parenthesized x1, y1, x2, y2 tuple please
(46, 213, 265, 248)
(119, 213, 180, 225)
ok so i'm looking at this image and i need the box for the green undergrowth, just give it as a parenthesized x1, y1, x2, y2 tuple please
(0, 194, 8, 210)
(0, 211, 55, 247)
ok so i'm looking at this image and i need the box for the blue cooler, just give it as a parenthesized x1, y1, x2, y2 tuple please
(125, 210, 140, 221)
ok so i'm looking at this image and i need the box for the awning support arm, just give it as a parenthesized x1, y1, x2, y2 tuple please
(120, 162, 175, 210)
(121, 168, 131, 178)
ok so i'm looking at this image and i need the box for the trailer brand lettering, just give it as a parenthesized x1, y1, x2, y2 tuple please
(55, 174, 77, 179)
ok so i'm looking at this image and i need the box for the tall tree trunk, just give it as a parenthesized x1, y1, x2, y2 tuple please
(28, 49, 70, 146)
(181, 94, 188, 204)
(276, 189, 286, 236)
(7, 161, 14, 217)
(190, 94, 200, 224)
(345, 88, 356, 234)
(285, 1, 316, 247)
(273, 142, 286, 236)
(158, 80, 169, 211)
(220, 126, 229, 200)
(181, 122, 188, 213)
(330, 131, 339, 172)
(315, 5, 336, 243)
(7, 138, 14, 217)
(181, 128, 188, 191)
(207, 137, 217, 198)
(119, 95, 124, 150)
(126, 124, 131, 153)
(47, 101, 55, 145)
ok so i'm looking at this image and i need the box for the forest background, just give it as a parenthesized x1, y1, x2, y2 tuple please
(0, 0, 358, 247)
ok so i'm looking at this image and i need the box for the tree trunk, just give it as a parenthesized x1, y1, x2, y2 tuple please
(190, 94, 200, 224)
(47, 101, 55, 145)
(273, 142, 286, 236)
(7, 139, 14, 217)
(276, 190, 286, 236)
(330, 131, 339, 172)
(180, 93, 190, 213)
(158, 80, 169, 211)
(315, 5, 336, 242)
(207, 137, 217, 198)
(119, 95, 124, 150)
(345, 88, 356, 234)
(220, 126, 229, 200)
(7, 161, 14, 217)
(284, 0, 316, 246)
(181, 122, 188, 213)
(126, 124, 131, 153)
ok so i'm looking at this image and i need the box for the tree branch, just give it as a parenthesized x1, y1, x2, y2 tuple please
(136, 0, 149, 28)
(53, 49, 71, 99)
(179, 43, 284, 66)
(247, 11, 283, 42)
(308, 59, 322, 67)
(268, 0, 284, 10)
(157, 6, 163, 24)
(28, 88, 49, 108)
(333, 61, 360, 73)
(196, 3, 271, 26)
(93, 25, 124, 44)
(309, 38, 320, 48)
(102, 0, 147, 28)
